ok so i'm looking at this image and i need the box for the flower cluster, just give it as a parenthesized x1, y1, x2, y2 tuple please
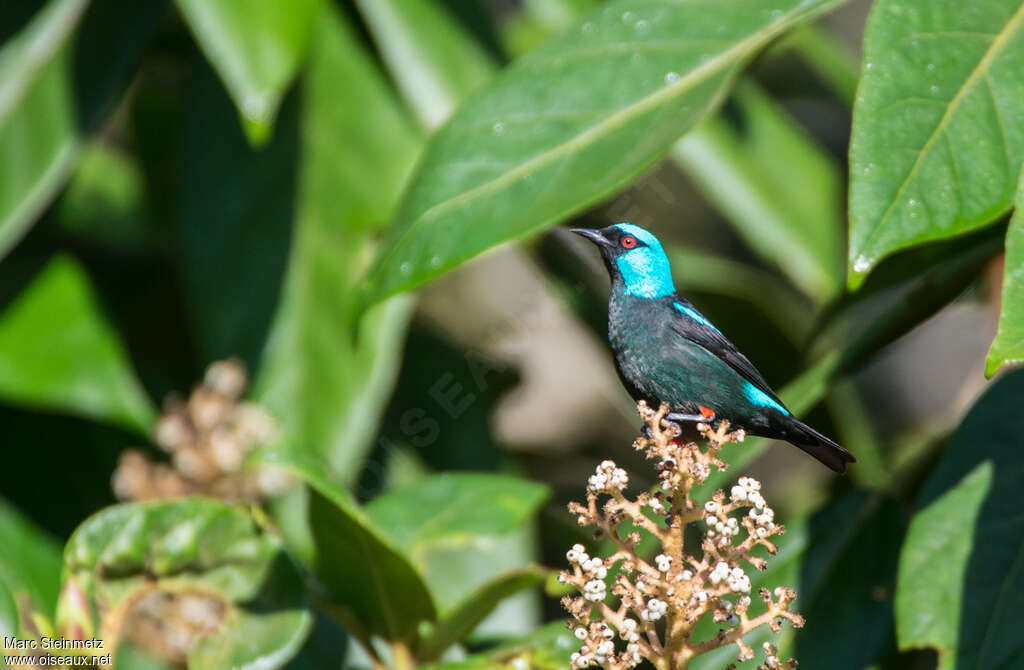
(589, 460, 630, 493)
(559, 402, 803, 670)
(112, 359, 293, 502)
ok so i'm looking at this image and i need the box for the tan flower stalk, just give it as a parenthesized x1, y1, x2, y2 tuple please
(559, 402, 803, 670)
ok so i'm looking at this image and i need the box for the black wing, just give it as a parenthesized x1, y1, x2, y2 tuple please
(667, 297, 787, 406)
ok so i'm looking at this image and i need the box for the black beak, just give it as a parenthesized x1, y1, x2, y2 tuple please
(570, 228, 612, 248)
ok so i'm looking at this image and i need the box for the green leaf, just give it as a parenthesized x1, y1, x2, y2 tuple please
(113, 644, 176, 670)
(416, 567, 547, 662)
(896, 368, 1024, 669)
(672, 79, 844, 302)
(813, 225, 1004, 377)
(366, 474, 549, 609)
(362, 0, 847, 307)
(0, 576, 19, 638)
(987, 170, 1024, 376)
(367, 474, 549, 652)
(253, 5, 422, 482)
(423, 621, 578, 670)
(353, 0, 495, 129)
(0, 256, 155, 433)
(174, 0, 321, 144)
(259, 443, 436, 644)
(0, 0, 164, 262)
(177, 67, 298, 368)
(0, 0, 87, 126)
(56, 142, 150, 249)
(0, 0, 85, 260)
(795, 494, 902, 669)
(58, 498, 312, 670)
(848, 0, 1024, 286)
(0, 498, 62, 618)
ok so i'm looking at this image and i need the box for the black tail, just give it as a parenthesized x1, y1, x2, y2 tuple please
(784, 420, 856, 473)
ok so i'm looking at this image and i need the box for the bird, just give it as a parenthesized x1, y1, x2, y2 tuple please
(571, 223, 855, 473)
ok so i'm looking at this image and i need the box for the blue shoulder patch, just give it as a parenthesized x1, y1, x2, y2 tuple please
(673, 302, 720, 333)
(743, 382, 790, 415)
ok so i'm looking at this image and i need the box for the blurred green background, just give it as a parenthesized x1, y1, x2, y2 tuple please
(1, 0, 1023, 669)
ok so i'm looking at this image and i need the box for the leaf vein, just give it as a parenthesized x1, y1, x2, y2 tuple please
(378, 4, 819, 277)
(858, 2, 1024, 257)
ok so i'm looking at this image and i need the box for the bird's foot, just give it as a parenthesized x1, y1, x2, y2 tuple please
(665, 407, 716, 424)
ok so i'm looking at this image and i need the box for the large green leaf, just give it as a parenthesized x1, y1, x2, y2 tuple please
(353, 0, 494, 129)
(795, 494, 901, 669)
(0, 0, 163, 262)
(258, 443, 436, 644)
(0, 497, 62, 616)
(673, 79, 844, 302)
(848, 0, 1024, 287)
(174, 0, 320, 144)
(365, 474, 549, 608)
(361, 0, 846, 307)
(987, 170, 1024, 376)
(177, 66, 298, 368)
(0, 256, 155, 433)
(514, 1, 844, 304)
(896, 369, 1024, 669)
(0, 0, 86, 125)
(416, 567, 547, 662)
(0, 0, 85, 260)
(58, 498, 312, 670)
(366, 474, 548, 656)
(253, 6, 422, 482)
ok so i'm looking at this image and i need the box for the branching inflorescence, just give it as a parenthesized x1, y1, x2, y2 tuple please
(559, 402, 803, 670)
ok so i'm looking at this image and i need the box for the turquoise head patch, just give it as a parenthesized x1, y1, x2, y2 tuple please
(614, 223, 675, 299)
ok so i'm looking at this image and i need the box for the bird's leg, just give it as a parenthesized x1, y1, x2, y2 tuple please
(665, 411, 715, 424)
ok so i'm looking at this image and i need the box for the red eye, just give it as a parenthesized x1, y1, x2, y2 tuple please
(621, 236, 637, 249)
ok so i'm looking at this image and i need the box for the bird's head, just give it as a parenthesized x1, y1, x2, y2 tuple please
(571, 223, 675, 299)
